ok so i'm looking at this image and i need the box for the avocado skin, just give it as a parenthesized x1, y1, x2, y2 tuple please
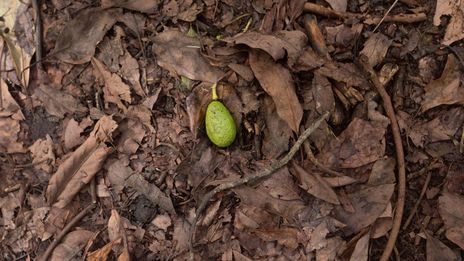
(205, 100, 237, 148)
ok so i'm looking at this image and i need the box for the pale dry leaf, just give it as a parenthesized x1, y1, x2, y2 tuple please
(323, 176, 357, 187)
(118, 249, 130, 261)
(120, 51, 145, 97)
(368, 157, 396, 186)
(176, 0, 203, 22)
(316, 236, 344, 261)
(334, 184, 395, 235)
(54, 8, 120, 64)
(438, 191, 464, 249)
(126, 105, 155, 133)
(29, 135, 55, 173)
(173, 217, 190, 251)
(87, 239, 122, 261)
(153, 30, 224, 83)
(152, 214, 172, 231)
(350, 232, 369, 261)
(0, 79, 24, 119)
(0, 117, 25, 153)
(63, 118, 93, 151)
(33, 84, 88, 119)
(108, 209, 124, 242)
(46, 116, 117, 208)
(0, 1, 34, 87)
(426, 233, 459, 261)
(371, 217, 392, 238)
(102, 0, 159, 13)
(92, 57, 132, 110)
(421, 54, 464, 112)
(291, 163, 340, 205)
(434, 0, 464, 45)
(360, 33, 392, 67)
(50, 230, 94, 261)
(249, 49, 303, 132)
(253, 227, 300, 250)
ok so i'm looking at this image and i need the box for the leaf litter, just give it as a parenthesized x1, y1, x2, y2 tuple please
(2, 0, 464, 260)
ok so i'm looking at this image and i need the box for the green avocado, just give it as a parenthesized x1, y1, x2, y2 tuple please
(205, 100, 237, 148)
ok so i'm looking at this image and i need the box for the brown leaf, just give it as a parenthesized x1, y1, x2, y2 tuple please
(87, 239, 122, 261)
(152, 214, 172, 231)
(46, 116, 117, 208)
(217, 83, 243, 127)
(233, 186, 305, 219)
(106, 161, 176, 214)
(50, 230, 94, 261)
(426, 234, 459, 261)
(291, 163, 340, 205)
(316, 61, 369, 90)
(153, 30, 224, 83)
(0, 116, 25, 153)
(29, 134, 55, 173)
(118, 249, 131, 261)
(33, 84, 88, 119)
(334, 184, 395, 235)
(227, 30, 307, 66)
(422, 54, 464, 112)
(359, 33, 392, 67)
(92, 57, 132, 110)
(262, 96, 292, 158)
(368, 157, 396, 186)
(120, 51, 145, 97)
(323, 175, 357, 187)
(325, 0, 347, 12)
(318, 118, 386, 169)
(439, 191, 464, 249)
(0, 79, 24, 120)
(350, 232, 369, 261)
(228, 63, 254, 82)
(117, 119, 146, 155)
(102, 0, 159, 13)
(54, 8, 120, 64)
(434, 0, 464, 45)
(173, 217, 190, 251)
(186, 83, 210, 137)
(108, 209, 124, 242)
(63, 117, 93, 151)
(253, 227, 300, 250)
(249, 49, 303, 132)
(258, 166, 301, 201)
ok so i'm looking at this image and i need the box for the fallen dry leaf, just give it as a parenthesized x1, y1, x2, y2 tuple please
(434, 0, 464, 45)
(262, 96, 292, 158)
(227, 30, 307, 66)
(368, 157, 396, 186)
(29, 134, 55, 173)
(421, 54, 464, 112)
(53, 8, 120, 64)
(359, 33, 392, 67)
(152, 214, 172, 231)
(316, 61, 369, 90)
(0, 79, 24, 119)
(117, 119, 146, 155)
(291, 162, 340, 205)
(316, 236, 344, 261)
(318, 118, 386, 168)
(334, 184, 395, 235)
(50, 230, 94, 261)
(87, 239, 122, 261)
(350, 232, 369, 261)
(92, 57, 132, 110)
(33, 84, 88, 119)
(438, 191, 464, 249)
(0, 80, 25, 153)
(120, 51, 145, 97)
(253, 227, 300, 250)
(102, 0, 159, 13)
(46, 116, 117, 208)
(325, 0, 347, 12)
(249, 49, 303, 132)
(426, 233, 459, 261)
(63, 117, 93, 151)
(107, 160, 176, 214)
(108, 209, 124, 242)
(153, 29, 224, 83)
(186, 83, 210, 137)
(258, 166, 301, 201)
(173, 217, 190, 251)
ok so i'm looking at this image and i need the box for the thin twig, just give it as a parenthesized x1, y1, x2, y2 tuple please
(38, 203, 96, 261)
(357, 57, 406, 261)
(373, 0, 399, 32)
(402, 172, 431, 230)
(188, 111, 330, 257)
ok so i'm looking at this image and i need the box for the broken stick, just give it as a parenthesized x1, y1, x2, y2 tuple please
(188, 111, 330, 257)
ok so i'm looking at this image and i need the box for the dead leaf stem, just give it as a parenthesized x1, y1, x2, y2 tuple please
(357, 57, 406, 261)
(38, 203, 96, 261)
(188, 111, 330, 257)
